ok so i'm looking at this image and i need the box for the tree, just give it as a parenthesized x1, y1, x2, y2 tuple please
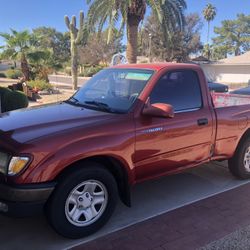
(27, 49, 54, 82)
(0, 29, 34, 80)
(213, 14, 250, 56)
(32, 27, 71, 70)
(87, 0, 187, 63)
(211, 45, 229, 60)
(78, 29, 124, 66)
(139, 13, 202, 62)
(203, 3, 216, 45)
(202, 44, 229, 61)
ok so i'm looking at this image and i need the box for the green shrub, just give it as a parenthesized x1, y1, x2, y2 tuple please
(0, 87, 28, 112)
(4, 91, 28, 112)
(64, 68, 72, 76)
(27, 80, 52, 91)
(79, 66, 104, 77)
(0, 87, 11, 96)
(0, 72, 6, 78)
(5, 69, 23, 79)
(0, 87, 12, 111)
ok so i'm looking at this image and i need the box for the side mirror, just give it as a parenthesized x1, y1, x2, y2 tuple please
(142, 103, 174, 118)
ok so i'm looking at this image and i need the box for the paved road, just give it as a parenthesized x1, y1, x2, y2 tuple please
(0, 63, 11, 71)
(0, 161, 250, 250)
(0, 78, 17, 86)
(48, 75, 90, 88)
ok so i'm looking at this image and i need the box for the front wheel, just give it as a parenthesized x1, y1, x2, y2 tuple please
(46, 163, 118, 238)
(228, 138, 250, 179)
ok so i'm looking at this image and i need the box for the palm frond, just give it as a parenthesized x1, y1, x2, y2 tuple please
(86, 0, 187, 61)
(87, 0, 123, 43)
(147, 0, 164, 24)
(0, 32, 11, 41)
(107, 8, 119, 43)
(156, 0, 186, 43)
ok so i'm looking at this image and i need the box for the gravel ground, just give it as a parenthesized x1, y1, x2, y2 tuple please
(199, 225, 250, 250)
(0, 78, 75, 107)
(29, 89, 74, 107)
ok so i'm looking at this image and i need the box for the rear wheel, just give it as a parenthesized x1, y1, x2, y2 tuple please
(46, 163, 118, 238)
(228, 138, 250, 179)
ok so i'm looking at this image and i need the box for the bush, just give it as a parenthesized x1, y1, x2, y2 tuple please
(0, 87, 28, 112)
(0, 87, 12, 111)
(79, 66, 104, 77)
(4, 91, 29, 112)
(0, 87, 11, 95)
(5, 69, 23, 79)
(0, 72, 6, 78)
(27, 80, 53, 91)
(64, 68, 72, 76)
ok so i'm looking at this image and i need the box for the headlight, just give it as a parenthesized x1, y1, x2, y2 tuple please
(8, 156, 30, 176)
(0, 152, 10, 175)
(0, 152, 31, 176)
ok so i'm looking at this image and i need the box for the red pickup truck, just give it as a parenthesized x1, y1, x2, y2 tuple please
(0, 63, 250, 238)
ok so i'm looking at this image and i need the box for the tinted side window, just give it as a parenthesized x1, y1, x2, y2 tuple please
(150, 70, 202, 112)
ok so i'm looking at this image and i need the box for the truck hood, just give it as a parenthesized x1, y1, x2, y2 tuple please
(0, 102, 114, 145)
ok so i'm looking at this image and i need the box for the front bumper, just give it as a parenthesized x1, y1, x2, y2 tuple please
(0, 182, 56, 217)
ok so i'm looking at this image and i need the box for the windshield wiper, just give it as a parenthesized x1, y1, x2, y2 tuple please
(65, 97, 85, 107)
(68, 97, 80, 103)
(84, 101, 117, 113)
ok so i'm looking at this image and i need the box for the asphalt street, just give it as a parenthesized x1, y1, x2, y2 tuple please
(48, 75, 89, 89)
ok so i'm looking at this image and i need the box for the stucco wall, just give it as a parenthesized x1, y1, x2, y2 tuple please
(201, 64, 250, 84)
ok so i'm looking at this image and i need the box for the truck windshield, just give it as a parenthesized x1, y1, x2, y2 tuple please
(68, 68, 154, 113)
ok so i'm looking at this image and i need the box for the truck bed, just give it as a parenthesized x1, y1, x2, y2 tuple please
(212, 92, 250, 108)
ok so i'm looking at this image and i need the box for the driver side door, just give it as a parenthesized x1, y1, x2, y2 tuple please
(134, 69, 214, 182)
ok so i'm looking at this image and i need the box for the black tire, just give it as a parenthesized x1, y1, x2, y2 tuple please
(45, 162, 118, 239)
(228, 138, 250, 179)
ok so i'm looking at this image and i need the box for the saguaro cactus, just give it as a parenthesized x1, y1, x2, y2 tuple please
(65, 11, 84, 90)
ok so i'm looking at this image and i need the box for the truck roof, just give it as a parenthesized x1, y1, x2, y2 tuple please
(112, 63, 201, 71)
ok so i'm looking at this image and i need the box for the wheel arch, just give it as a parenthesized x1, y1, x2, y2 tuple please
(54, 155, 132, 207)
(235, 128, 250, 156)
(228, 128, 250, 179)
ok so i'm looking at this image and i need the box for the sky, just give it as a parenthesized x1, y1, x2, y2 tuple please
(0, 0, 249, 46)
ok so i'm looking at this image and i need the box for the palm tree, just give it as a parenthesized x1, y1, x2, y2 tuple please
(87, 0, 187, 63)
(203, 3, 216, 45)
(0, 29, 33, 81)
(27, 49, 55, 82)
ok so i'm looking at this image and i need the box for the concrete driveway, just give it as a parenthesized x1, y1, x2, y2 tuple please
(0, 161, 249, 250)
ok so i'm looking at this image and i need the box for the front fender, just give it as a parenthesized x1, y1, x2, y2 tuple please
(13, 131, 136, 185)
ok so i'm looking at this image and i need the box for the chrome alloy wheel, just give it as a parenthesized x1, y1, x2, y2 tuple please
(243, 146, 250, 172)
(65, 180, 108, 227)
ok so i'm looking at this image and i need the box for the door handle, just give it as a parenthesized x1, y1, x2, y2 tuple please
(197, 118, 208, 126)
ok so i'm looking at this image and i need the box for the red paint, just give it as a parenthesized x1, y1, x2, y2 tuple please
(1, 63, 250, 187)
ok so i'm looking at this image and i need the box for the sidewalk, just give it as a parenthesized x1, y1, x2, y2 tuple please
(73, 182, 250, 250)
(0, 77, 17, 86)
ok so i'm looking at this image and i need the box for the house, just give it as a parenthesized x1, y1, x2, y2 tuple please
(201, 51, 250, 84)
